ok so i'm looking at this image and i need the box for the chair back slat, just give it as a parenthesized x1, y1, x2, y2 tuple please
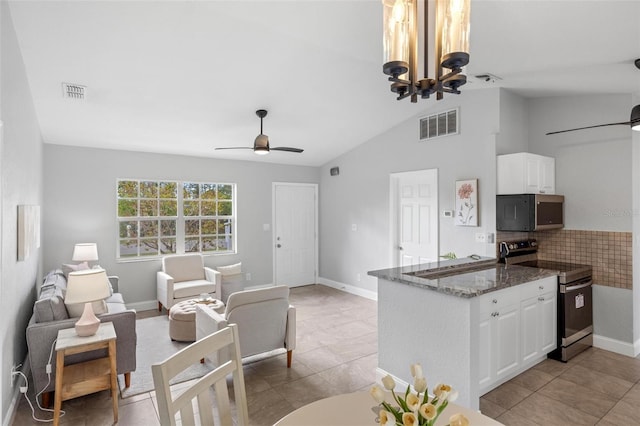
(152, 324, 248, 426)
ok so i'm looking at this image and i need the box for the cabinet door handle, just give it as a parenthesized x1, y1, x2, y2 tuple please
(492, 299, 498, 304)
(539, 286, 544, 290)
(538, 297, 545, 301)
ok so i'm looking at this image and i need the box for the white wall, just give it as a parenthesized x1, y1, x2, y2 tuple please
(1, 2, 44, 423)
(319, 89, 500, 292)
(496, 89, 528, 154)
(43, 144, 319, 308)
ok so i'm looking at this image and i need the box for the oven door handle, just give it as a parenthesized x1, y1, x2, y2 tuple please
(562, 280, 592, 293)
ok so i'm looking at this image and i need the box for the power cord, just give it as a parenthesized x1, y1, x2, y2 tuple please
(12, 339, 66, 422)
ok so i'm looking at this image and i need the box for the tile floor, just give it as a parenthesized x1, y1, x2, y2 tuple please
(11, 284, 640, 425)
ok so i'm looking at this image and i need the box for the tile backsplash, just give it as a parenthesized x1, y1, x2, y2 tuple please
(497, 229, 632, 289)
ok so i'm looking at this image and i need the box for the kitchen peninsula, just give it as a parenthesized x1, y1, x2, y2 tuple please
(369, 257, 559, 410)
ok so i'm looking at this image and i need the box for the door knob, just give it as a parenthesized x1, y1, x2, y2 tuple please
(398, 246, 404, 251)
(276, 244, 282, 248)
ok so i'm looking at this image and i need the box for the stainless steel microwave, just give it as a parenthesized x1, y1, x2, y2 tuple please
(496, 194, 564, 231)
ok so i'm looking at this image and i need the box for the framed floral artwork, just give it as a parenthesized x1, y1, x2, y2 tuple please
(455, 179, 477, 226)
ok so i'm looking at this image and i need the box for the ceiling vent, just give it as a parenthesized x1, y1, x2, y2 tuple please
(419, 108, 459, 140)
(62, 83, 86, 100)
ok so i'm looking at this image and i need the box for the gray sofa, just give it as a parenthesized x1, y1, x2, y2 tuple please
(26, 269, 137, 405)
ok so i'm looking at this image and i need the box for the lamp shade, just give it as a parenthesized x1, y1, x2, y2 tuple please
(631, 104, 640, 131)
(65, 269, 111, 304)
(440, 0, 471, 69)
(72, 243, 99, 262)
(382, 0, 413, 77)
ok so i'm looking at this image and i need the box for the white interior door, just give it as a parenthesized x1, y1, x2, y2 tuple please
(273, 183, 317, 287)
(391, 169, 438, 267)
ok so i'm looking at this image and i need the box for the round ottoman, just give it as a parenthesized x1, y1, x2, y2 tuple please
(169, 298, 224, 342)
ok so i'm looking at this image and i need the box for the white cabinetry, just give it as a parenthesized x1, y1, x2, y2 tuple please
(475, 276, 557, 395)
(497, 152, 555, 194)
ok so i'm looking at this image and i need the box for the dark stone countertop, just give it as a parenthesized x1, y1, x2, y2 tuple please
(368, 257, 559, 298)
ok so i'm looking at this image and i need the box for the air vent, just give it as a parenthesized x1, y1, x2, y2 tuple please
(62, 83, 86, 100)
(419, 108, 459, 140)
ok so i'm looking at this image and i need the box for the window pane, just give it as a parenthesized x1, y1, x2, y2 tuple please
(118, 200, 138, 217)
(119, 221, 138, 238)
(184, 201, 199, 216)
(185, 238, 200, 252)
(201, 201, 216, 216)
(201, 219, 216, 235)
(160, 220, 176, 236)
(140, 181, 158, 198)
(160, 238, 176, 254)
(185, 219, 200, 236)
(218, 201, 232, 216)
(140, 200, 158, 216)
(218, 219, 232, 234)
(119, 239, 138, 257)
(202, 237, 216, 252)
(139, 220, 158, 238)
(159, 182, 177, 198)
(201, 184, 216, 199)
(118, 181, 138, 198)
(218, 185, 232, 200)
(159, 200, 177, 216)
(216, 236, 232, 251)
(183, 183, 200, 200)
(140, 239, 158, 256)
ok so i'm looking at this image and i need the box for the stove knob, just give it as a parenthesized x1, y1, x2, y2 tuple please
(530, 241, 537, 247)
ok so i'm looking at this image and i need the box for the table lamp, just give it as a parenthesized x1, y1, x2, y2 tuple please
(72, 243, 99, 267)
(65, 269, 111, 337)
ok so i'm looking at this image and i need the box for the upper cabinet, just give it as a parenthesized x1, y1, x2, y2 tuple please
(497, 152, 555, 195)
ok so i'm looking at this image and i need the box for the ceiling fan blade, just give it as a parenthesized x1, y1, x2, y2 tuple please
(271, 147, 304, 153)
(214, 147, 254, 150)
(546, 121, 631, 135)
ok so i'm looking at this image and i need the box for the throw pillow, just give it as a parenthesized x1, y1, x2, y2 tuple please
(65, 299, 108, 318)
(61, 261, 90, 278)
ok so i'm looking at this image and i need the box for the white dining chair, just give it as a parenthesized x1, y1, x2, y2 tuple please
(152, 324, 249, 426)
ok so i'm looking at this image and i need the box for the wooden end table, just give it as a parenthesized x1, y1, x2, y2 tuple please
(53, 322, 118, 426)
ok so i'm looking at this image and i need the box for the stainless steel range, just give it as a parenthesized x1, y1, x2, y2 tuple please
(499, 239, 593, 362)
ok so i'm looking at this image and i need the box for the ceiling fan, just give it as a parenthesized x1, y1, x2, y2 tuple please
(215, 109, 304, 155)
(547, 59, 640, 136)
(546, 104, 640, 135)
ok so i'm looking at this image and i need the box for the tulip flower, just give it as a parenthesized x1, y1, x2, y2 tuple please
(370, 385, 386, 404)
(379, 409, 393, 426)
(413, 376, 427, 393)
(419, 402, 437, 420)
(406, 392, 420, 411)
(402, 412, 418, 426)
(410, 363, 423, 378)
(382, 374, 396, 391)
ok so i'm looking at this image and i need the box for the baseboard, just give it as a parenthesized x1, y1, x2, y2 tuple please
(126, 300, 158, 312)
(3, 355, 30, 426)
(317, 277, 378, 301)
(593, 334, 639, 357)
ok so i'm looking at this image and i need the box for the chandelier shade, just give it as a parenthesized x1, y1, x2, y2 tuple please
(382, 0, 471, 102)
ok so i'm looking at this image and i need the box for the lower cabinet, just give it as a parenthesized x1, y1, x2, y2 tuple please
(476, 276, 557, 395)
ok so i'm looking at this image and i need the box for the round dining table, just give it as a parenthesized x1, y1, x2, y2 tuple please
(273, 390, 503, 425)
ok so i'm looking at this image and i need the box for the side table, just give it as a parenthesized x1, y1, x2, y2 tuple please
(53, 322, 118, 426)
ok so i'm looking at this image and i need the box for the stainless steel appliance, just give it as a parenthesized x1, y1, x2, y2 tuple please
(496, 194, 564, 231)
(499, 239, 593, 362)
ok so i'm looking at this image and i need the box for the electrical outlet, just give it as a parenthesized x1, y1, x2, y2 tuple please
(245, 273, 251, 281)
(475, 233, 486, 243)
(11, 365, 19, 385)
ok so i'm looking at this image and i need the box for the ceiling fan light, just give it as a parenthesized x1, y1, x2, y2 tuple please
(631, 104, 640, 131)
(254, 148, 269, 155)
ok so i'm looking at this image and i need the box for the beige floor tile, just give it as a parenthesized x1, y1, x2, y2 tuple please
(317, 354, 378, 394)
(531, 358, 571, 378)
(479, 397, 507, 419)
(495, 409, 541, 426)
(559, 364, 635, 400)
(482, 382, 533, 410)
(578, 348, 640, 383)
(598, 400, 640, 425)
(537, 378, 617, 418)
(272, 374, 334, 409)
(507, 367, 555, 391)
(509, 393, 599, 425)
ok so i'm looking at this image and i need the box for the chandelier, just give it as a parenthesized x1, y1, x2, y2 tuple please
(383, 0, 470, 103)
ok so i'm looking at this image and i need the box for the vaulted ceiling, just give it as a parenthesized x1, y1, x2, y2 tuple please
(7, 0, 640, 166)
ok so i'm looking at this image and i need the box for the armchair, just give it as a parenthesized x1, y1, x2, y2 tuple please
(157, 254, 221, 312)
(195, 285, 296, 367)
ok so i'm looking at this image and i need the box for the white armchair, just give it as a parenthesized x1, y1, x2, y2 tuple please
(157, 254, 221, 313)
(196, 285, 296, 367)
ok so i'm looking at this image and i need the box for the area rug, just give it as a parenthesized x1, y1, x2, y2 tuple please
(117, 315, 211, 398)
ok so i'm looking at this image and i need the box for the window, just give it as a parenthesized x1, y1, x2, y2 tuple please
(117, 180, 235, 259)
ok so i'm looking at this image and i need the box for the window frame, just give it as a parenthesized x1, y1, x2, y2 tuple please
(116, 179, 237, 261)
